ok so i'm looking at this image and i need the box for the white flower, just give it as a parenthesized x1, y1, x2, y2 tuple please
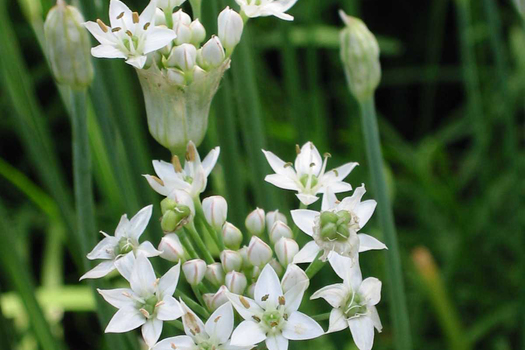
(291, 185, 387, 263)
(227, 264, 323, 350)
(263, 142, 358, 205)
(144, 141, 220, 198)
(80, 205, 160, 280)
(98, 254, 183, 347)
(311, 254, 382, 350)
(157, 0, 186, 12)
(84, 0, 177, 69)
(218, 7, 244, 54)
(235, 0, 298, 21)
(152, 301, 254, 350)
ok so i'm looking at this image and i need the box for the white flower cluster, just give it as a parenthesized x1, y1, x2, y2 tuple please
(83, 141, 387, 350)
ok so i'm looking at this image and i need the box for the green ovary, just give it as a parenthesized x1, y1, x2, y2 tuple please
(116, 238, 133, 255)
(320, 211, 353, 242)
(299, 174, 319, 189)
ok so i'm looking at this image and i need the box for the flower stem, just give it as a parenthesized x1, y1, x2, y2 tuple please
(185, 224, 215, 264)
(194, 199, 224, 250)
(191, 285, 206, 308)
(358, 96, 412, 350)
(167, 320, 184, 332)
(178, 230, 199, 260)
(305, 252, 325, 279)
(189, 0, 202, 19)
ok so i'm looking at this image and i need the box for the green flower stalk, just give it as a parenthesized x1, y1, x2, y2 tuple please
(44, 0, 93, 89)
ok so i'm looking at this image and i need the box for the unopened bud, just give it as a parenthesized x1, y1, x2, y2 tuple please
(269, 221, 293, 244)
(339, 10, 381, 102)
(167, 44, 197, 71)
(266, 210, 287, 234)
(220, 249, 243, 272)
(173, 9, 191, 26)
(158, 233, 186, 262)
(274, 238, 299, 267)
(174, 23, 192, 45)
(221, 222, 243, 250)
(166, 68, 186, 85)
(204, 285, 228, 311)
(44, 0, 93, 88)
(161, 205, 191, 232)
(202, 196, 228, 230)
(247, 283, 256, 299)
(225, 271, 247, 294)
(269, 258, 284, 277)
(245, 208, 265, 237)
(189, 19, 206, 46)
(161, 198, 178, 215)
(182, 259, 206, 285)
(200, 36, 225, 69)
(238, 246, 250, 267)
(217, 7, 243, 55)
(251, 265, 261, 280)
(247, 236, 273, 267)
(205, 263, 225, 286)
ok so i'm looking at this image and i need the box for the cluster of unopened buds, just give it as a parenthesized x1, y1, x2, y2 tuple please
(82, 141, 387, 350)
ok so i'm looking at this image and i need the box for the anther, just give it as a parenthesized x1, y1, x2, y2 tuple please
(278, 296, 285, 306)
(333, 169, 339, 177)
(172, 155, 183, 172)
(283, 313, 289, 321)
(151, 175, 164, 186)
(171, 343, 177, 349)
(155, 300, 165, 307)
(309, 162, 316, 167)
(214, 316, 221, 323)
(323, 152, 332, 158)
(97, 19, 108, 33)
(125, 30, 133, 37)
(295, 144, 301, 154)
(239, 296, 250, 309)
(144, 22, 151, 30)
(132, 12, 139, 24)
(252, 315, 261, 322)
(261, 294, 269, 302)
(284, 162, 293, 168)
(117, 11, 125, 19)
(139, 308, 150, 318)
(186, 143, 196, 162)
(270, 321, 279, 327)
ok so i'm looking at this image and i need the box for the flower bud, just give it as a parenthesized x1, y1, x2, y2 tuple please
(339, 10, 381, 102)
(274, 238, 299, 267)
(182, 259, 206, 285)
(174, 23, 192, 45)
(204, 285, 228, 311)
(225, 271, 247, 294)
(266, 210, 287, 234)
(158, 233, 186, 262)
(173, 9, 192, 26)
(202, 196, 228, 231)
(218, 7, 243, 54)
(238, 246, 251, 267)
(251, 265, 261, 280)
(221, 222, 243, 250)
(167, 44, 197, 71)
(200, 36, 226, 69)
(269, 258, 284, 277)
(44, 0, 93, 88)
(247, 283, 256, 299)
(269, 221, 293, 244)
(245, 208, 265, 237)
(247, 236, 273, 267)
(220, 249, 243, 272)
(160, 198, 192, 232)
(205, 263, 225, 286)
(166, 68, 186, 85)
(155, 8, 167, 26)
(190, 19, 206, 46)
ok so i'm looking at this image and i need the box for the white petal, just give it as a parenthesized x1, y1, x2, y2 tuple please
(86, 236, 118, 260)
(153, 160, 176, 181)
(105, 306, 145, 333)
(321, 187, 338, 211)
(226, 292, 263, 320)
(80, 261, 115, 280)
(340, 185, 366, 211)
(180, 300, 206, 338)
(91, 45, 127, 59)
(296, 193, 319, 206)
(97, 288, 135, 309)
(358, 234, 387, 252)
(157, 296, 183, 321)
(263, 7, 294, 21)
(265, 333, 288, 350)
(262, 150, 296, 177)
(292, 241, 320, 264)
(324, 162, 358, 181)
(281, 264, 309, 294)
(144, 27, 177, 54)
(114, 214, 130, 238)
(151, 335, 196, 350)
(254, 264, 283, 309)
(320, 181, 353, 194)
(290, 209, 317, 237)
(205, 302, 234, 344)
(265, 174, 299, 191)
(139, 0, 157, 23)
(354, 200, 377, 229)
(202, 147, 220, 177)
(348, 316, 375, 350)
(84, 21, 117, 45)
(310, 283, 348, 308)
(109, 0, 133, 28)
(126, 55, 148, 69)
(328, 308, 348, 333)
(368, 305, 383, 332)
(295, 142, 322, 176)
(328, 254, 362, 289)
(142, 317, 163, 347)
(282, 311, 324, 340)
(129, 205, 152, 240)
(358, 278, 382, 306)
(283, 278, 308, 313)
(158, 263, 181, 298)
(230, 320, 266, 347)
(114, 252, 135, 282)
(143, 174, 170, 196)
(137, 241, 161, 257)
(130, 254, 156, 297)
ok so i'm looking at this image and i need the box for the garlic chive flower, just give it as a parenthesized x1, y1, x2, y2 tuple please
(98, 254, 183, 347)
(292, 186, 387, 263)
(80, 205, 160, 280)
(227, 264, 324, 350)
(235, 0, 298, 21)
(152, 301, 254, 350)
(84, 0, 177, 69)
(263, 142, 358, 205)
(312, 254, 382, 350)
(144, 141, 220, 198)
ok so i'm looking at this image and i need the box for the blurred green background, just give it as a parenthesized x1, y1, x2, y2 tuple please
(0, 0, 523, 349)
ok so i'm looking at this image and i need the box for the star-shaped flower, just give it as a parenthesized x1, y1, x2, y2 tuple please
(84, 0, 176, 68)
(98, 254, 183, 347)
(235, 0, 298, 21)
(291, 185, 387, 263)
(263, 142, 358, 205)
(144, 141, 220, 198)
(226, 264, 323, 350)
(311, 254, 383, 350)
(152, 301, 254, 350)
(80, 205, 160, 280)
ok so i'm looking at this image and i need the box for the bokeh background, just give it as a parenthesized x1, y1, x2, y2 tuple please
(0, 0, 523, 349)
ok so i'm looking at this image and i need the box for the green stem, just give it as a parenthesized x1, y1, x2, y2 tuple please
(175, 290, 210, 318)
(167, 320, 184, 332)
(192, 285, 206, 308)
(185, 224, 215, 264)
(189, 0, 202, 19)
(178, 230, 199, 260)
(305, 252, 326, 279)
(311, 313, 331, 322)
(194, 199, 224, 250)
(358, 96, 412, 350)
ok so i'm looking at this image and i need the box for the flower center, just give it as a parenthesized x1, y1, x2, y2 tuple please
(198, 341, 214, 350)
(344, 292, 367, 319)
(262, 309, 284, 330)
(116, 237, 134, 255)
(319, 210, 357, 242)
(141, 296, 159, 318)
(299, 174, 319, 189)
(184, 175, 193, 184)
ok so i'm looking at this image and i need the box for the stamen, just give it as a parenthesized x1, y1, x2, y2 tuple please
(270, 321, 279, 327)
(111, 27, 121, 32)
(283, 313, 289, 321)
(239, 296, 250, 309)
(278, 296, 285, 306)
(122, 292, 132, 298)
(261, 294, 269, 302)
(151, 175, 164, 186)
(284, 162, 293, 168)
(139, 308, 150, 318)
(172, 155, 183, 172)
(117, 11, 125, 19)
(155, 300, 165, 307)
(153, 278, 160, 287)
(125, 30, 133, 37)
(323, 152, 332, 158)
(333, 169, 339, 177)
(309, 162, 316, 168)
(295, 144, 301, 154)
(132, 12, 139, 24)
(252, 315, 261, 323)
(143, 22, 151, 30)
(214, 316, 221, 323)
(186, 143, 196, 162)
(171, 343, 177, 349)
(97, 19, 108, 33)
